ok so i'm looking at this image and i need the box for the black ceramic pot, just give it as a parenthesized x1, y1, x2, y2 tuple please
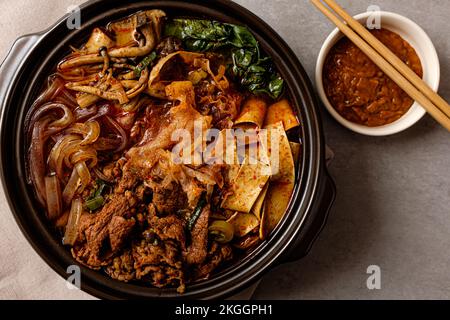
(0, 0, 335, 299)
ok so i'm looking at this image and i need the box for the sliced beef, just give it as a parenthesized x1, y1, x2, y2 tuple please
(73, 191, 138, 268)
(132, 239, 185, 292)
(152, 181, 187, 214)
(147, 212, 186, 249)
(105, 212, 187, 292)
(130, 212, 186, 292)
(133, 239, 181, 269)
(108, 216, 136, 252)
(136, 264, 185, 293)
(71, 81, 221, 290)
(183, 205, 210, 265)
(105, 249, 136, 282)
(115, 165, 139, 194)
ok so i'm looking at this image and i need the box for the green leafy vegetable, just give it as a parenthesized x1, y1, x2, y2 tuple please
(164, 19, 284, 99)
(187, 191, 207, 231)
(134, 51, 158, 77)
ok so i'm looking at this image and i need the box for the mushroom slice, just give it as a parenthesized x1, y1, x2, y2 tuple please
(108, 10, 166, 58)
(59, 10, 166, 69)
(126, 67, 149, 99)
(85, 28, 115, 53)
(59, 55, 104, 70)
(66, 79, 129, 105)
(107, 11, 148, 47)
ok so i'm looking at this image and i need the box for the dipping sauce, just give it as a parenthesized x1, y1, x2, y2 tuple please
(323, 28, 423, 127)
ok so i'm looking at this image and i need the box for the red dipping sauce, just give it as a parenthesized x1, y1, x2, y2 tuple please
(323, 28, 423, 127)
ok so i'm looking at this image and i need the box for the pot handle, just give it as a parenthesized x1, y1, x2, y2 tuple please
(280, 168, 336, 263)
(0, 34, 41, 108)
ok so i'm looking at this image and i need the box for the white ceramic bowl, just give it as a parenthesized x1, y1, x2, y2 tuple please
(315, 11, 440, 136)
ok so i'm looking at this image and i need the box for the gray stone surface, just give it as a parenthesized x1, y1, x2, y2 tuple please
(0, 0, 449, 299)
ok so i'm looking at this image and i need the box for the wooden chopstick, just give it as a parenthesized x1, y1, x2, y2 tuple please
(322, 0, 450, 119)
(311, 0, 450, 132)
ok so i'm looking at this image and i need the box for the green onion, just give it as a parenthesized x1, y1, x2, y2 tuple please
(134, 51, 158, 77)
(187, 192, 207, 231)
(84, 180, 109, 212)
(94, 180, 106, 197)
(85, 195, 105, 211)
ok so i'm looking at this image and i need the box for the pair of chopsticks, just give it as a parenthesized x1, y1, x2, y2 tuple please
(311, 0, 450, 131)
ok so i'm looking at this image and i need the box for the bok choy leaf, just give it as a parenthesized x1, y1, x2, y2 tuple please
(164, 19, 284, 99)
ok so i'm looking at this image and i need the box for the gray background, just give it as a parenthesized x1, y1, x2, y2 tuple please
(0, 0, 449, 299)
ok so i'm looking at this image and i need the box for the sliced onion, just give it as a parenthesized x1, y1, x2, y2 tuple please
(81, 121, 100, 145)
(47, 134, 81, 179)
(44, 174, 62, 220)
(87, 104, 111, 121)
(93, 167, 114, 183)
(47, 76, 66, 98)
(116, 112, 136, 130)
(104, 115, 128, 152)
(49, 104, 74, 128)
(53, 86, 78, 109)
(64, 123, 87, 136)
(62, 168, 81, 206)
(54, 94, 77, 109)
(28, 118, 51, 205)
(71, 148, 97, 168)
(63, 198, 83, 246)
(61, 88, 78, 105)
(74, 105, 98, 121)
(24, 76, 65, 131)
(75, 161, 91, 188)
(28, 103, 74, 138)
